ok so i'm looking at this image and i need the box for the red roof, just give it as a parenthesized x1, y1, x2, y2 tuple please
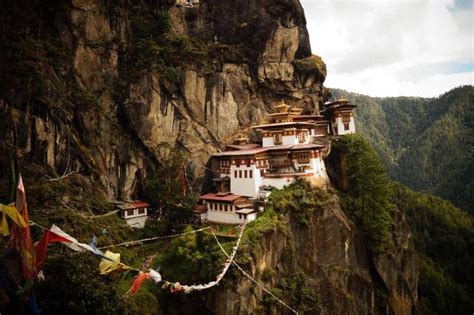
(324, 99, 350, 106)
(194, 205, 208, 214)
(128, 201, 150, 208)
(214, 147, 268, 156)
(292, 114, 324, 120)
(323, 103, 356, 112)
(226, 143, 260, 151)
(252, 121, 315, 129)
(199, 193, 246, 202)
(290, 143, 326, 150)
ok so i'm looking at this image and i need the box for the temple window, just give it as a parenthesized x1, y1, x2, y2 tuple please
(298, 132, 305, 143)
(273, 133, 282, 145)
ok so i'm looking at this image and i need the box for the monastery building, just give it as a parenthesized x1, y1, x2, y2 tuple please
(196, 99, 356, 224)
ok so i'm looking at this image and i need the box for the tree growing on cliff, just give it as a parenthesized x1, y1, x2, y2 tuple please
(328, 135, 394, 254)
(144, 146, 195, 223)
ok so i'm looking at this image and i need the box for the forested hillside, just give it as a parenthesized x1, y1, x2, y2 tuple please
(393, 184, 474, 314)
(330, 86, 473, 213)
(328, 135, 474, 315)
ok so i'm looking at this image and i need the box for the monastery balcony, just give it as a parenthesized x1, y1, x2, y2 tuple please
(266, 163, 312, 174)
(263, 171, 313, 178)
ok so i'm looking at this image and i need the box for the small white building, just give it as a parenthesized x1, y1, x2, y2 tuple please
(323, 99, 357, 135)
(200, 193, 257, 224)
(117, 201, 149, 228)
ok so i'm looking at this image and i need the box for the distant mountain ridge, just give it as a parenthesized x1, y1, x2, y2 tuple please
(330, 85, 474, 213)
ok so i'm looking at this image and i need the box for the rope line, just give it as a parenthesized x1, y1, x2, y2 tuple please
(98, 227, 211, 249)
(211, 230, 299, 315)
(59, 201, 120, 220)
(30, 218, 293, 312)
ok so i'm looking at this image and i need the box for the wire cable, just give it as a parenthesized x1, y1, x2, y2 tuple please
(211, 230, 299, 315)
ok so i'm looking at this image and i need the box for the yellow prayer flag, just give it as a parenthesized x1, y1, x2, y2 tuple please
(99, 250, 132, 275)
(1, 213, 9, 236)
(0, 203, 27, 228)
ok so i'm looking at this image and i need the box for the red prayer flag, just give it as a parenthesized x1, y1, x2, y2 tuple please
(34, 230, 71, 272)
(131, 273, 150, 295)
(7, 175, 36, 281)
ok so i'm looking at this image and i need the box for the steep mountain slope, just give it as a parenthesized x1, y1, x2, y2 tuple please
(392, 184, 474, 314)
(330, 86, 474, 213)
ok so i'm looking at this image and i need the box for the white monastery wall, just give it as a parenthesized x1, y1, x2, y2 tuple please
(262, 136, 274, 147)
(282, 135, 298, 146)
(125, 216, 147, 228)
(335, 117, 356, 135)
(308, 157, 327, 175)
(207, 208, 251, 224)
(230, 164, 262, 197)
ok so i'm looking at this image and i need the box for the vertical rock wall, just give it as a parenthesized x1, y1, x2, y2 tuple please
(0, 0, 327, 199)
(203, 198, 418, 315)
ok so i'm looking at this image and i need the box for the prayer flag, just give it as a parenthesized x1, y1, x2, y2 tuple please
(99, 251, 131, 275)
(0, 203, 27, 236)
(7, 175, 36, 281)
(34, 230, 71, 273)
(48, 224, 96, 253)
(131, 273, 150, 295)
(35, 225, 105, 273)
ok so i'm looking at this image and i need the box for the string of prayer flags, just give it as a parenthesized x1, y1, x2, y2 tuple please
(98, 251, 132, 275)
(177, 223, 245, 294)
(0, 203, 28, 236)
(35, 225, 109, 274)
(131, 224, 246, 295)
(130, 268, 162, 295)
(6, 175, 37, 281)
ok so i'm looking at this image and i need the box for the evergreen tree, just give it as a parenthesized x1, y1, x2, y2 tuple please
(329, 135, 394, 254)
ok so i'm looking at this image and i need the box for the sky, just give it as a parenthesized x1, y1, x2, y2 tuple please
(299, 0, 474, 97)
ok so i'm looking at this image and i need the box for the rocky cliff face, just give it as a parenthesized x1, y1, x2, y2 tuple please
(203, 195, 418, 315)
(0, 0, 327, 199)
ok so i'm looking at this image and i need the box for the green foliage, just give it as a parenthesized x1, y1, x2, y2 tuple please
(124, 2, 226, 84)
(331, 86, 474, 213)
(269, 271, 319, 313)
(270, 179, 329, 226)
(140, 219, 170, 239)
(293, 55, 327, 76)
(127, 6, 171, 73)
(37, 252, 127, 314)
(329, 135, 394, 254)
(392, 183, 474, 314)
(156, 226, 224, 284)
(238, 208, 286, 259)
(72, 89, 101, 110)
(418, 256, 474, 315)
(144, 146, 195, 223)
